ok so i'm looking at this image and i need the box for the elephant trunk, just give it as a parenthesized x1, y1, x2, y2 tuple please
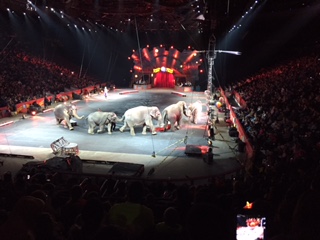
(157, 115, 164, 127)
(183, 108, 190, 118)
(72, 110, 84, 120)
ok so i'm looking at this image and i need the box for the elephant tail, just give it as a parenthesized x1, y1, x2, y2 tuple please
(118, 115, 125, 122)
(84, 116, 89, 126)
(162, 109, 168, 122)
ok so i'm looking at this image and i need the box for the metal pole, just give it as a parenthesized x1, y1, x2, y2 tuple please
(206, 34, 216, 95)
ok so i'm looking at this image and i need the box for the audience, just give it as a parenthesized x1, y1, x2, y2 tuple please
(1, 33, 320, 240)
(230, 45, 320, 177)
(0, 35, 98, 109)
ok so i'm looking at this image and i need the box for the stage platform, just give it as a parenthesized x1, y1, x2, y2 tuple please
(0, 88, 244, 184)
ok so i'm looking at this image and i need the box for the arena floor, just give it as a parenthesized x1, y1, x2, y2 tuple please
(0, 88, 244, 183)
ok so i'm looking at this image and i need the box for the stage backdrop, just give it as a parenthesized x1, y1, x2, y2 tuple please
(154, 72, 175, 88)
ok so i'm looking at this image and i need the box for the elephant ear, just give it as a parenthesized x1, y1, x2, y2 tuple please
(66, 104, 75, 114)
(151, 107, 161, 118)
(109, 113, 117, 121)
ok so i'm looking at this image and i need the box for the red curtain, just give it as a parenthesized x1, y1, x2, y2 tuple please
(154, 72, 175, 88)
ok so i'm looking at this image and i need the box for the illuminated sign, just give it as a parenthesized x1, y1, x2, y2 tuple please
(153, 67, 173, 74)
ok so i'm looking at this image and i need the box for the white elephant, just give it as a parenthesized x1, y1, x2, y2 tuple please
(162, 100, 189, 131)
(119, 106, 162, 136)
(188, 100, 203, 124)
(53, 103, 84, 130)
(87, 111, 120, 135)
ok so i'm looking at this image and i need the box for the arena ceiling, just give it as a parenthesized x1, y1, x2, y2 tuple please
(1, 0, 319, 34)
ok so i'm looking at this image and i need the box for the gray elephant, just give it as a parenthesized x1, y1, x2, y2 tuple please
(87, 111, 120, 134)
(188, 100, 203, 124)
(119, 106, 162, 136)
(53, 103, 84, 130)
(162, 100, 189, 131)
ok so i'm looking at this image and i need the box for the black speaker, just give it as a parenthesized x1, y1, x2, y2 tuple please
(229, 127, 239, 138)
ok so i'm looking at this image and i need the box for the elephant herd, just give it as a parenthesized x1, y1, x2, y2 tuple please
(53, 100, 203, 136)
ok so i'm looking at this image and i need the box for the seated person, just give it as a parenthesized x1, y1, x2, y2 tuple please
(29, 101, 42, 112)
(44, 97, 51, 108)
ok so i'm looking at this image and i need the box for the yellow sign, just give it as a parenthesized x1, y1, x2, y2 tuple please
(153, 67, 173, 74)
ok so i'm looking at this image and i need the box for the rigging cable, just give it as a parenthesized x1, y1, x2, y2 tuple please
(134, 17, 156, 157)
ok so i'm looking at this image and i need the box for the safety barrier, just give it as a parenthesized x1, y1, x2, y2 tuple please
(220, 88, 255, 171)
(0, 84, 104, 118)
(234, 91, 247, 108)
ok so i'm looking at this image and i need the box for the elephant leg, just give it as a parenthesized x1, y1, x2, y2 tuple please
(97, 124, 105, 133)
(145, 119, 157, 135)
(193, 113, 198, 124)
(65, 119, 74, 130)
(119, 122, 127, 133)
(176, 119, 181, 130)
(150, 125, 157, 135)
(142, 125, 147, 135)
(129, 127, 135, 136)
(88, 124, 95, 134)
(169, 119, 176, 131)
(106, 123, 112, 134)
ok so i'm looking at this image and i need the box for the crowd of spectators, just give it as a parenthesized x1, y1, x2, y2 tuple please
(232, 46, 320, 174)
(1, 155, 320, 240)
(0, 35, 99, 110)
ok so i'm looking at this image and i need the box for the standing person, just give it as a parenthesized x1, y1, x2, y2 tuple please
(104, 86, 108, 99)
(203, 147, 213, 164)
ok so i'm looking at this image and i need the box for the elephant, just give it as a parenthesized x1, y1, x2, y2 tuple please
(86, 111, 120, 134)
(119, 106, 162, 136)
(53, 103, 84, 130)
(162, 100, 189, 131)
(188, 100, 203, 124)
